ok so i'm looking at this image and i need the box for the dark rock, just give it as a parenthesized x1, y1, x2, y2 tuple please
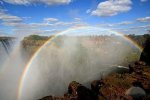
(39, 96, 53, 100)
(129, 65, 134, 74)
(68, 81, 81, 96)
(77, 86, 98, 100)
(91, 80, 104, 94)
(132, 81, 144, 89)
(135, 61, 146, 66)
(68, 81, 98, 100)
(140, 37, 150, 65)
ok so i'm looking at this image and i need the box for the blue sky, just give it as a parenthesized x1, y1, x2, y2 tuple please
(0, 0, 150, 36)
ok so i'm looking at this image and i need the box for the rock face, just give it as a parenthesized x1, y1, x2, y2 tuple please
(140, 37, 150, 64)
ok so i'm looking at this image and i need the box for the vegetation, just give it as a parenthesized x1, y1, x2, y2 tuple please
(21, 34, 150, 63)
(22, 35, 50, 55)
(23, 35, 49, 40)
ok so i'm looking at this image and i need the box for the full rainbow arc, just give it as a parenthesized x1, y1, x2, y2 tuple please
(17, 26, 143, 100)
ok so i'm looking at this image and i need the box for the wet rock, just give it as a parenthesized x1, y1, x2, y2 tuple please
(68, 81, 81, 96)
(129, 64, 134, 74)
(68, 81, 98, 100)
(111, 65, 130, 75)
(77, 86, 98, 100)
(126, 86, 146, 100)
(91, 80, 104, 94)
(39, 96, 53, 100)
(135, 61, 146, 66)
(115, 66, 129, 74)
(140, 37, 150, 65)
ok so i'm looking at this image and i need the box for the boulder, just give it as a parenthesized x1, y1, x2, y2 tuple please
(68, 81, 98, 100)
(126, 86, 146, 100)
(77, 86, 98, 100)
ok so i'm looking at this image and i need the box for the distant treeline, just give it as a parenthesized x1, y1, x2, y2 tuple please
(23, 34, 150, 48)
(23, 35, 49, 41)
(127, 34, 150, 48)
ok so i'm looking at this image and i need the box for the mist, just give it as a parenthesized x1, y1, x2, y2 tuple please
(20, 35, 141, 100)
(0, 40, 29, 100)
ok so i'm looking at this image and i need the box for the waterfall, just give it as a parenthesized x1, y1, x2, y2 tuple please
(0, 38, 14, 67)
(0, 37, 29, 100)
(1, 40, 11, 54)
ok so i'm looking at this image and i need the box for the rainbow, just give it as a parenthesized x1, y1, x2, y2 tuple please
(17, 26, 143, 100)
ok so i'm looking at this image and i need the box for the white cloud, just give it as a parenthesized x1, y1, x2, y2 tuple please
(136, 25, 150, 28)
(117, 25, 150, 30)
(112, 25, 150, 35)
(137, 17, 150, 22)
(116, 21, 133, 25)
(97, 21, 133, 27)
(140, 0, 148, 2)
(0, 8, 89, 36)
(0, 9, 23, 27)
(44, 18, 58, 23)
(0, 11, 22, 22)
(2, 0, 72, 5)
(91, 0, 132, 16)
(74, 18, 81, 21)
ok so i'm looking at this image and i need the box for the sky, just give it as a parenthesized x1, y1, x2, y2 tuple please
(0, 0, 150, 36)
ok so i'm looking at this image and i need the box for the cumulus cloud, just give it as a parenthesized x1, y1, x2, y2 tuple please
(91, 0, 132, 17)
(137, 17, 150, 22)
(2, 0, 72, 5)
(0, 10, 85, 29)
